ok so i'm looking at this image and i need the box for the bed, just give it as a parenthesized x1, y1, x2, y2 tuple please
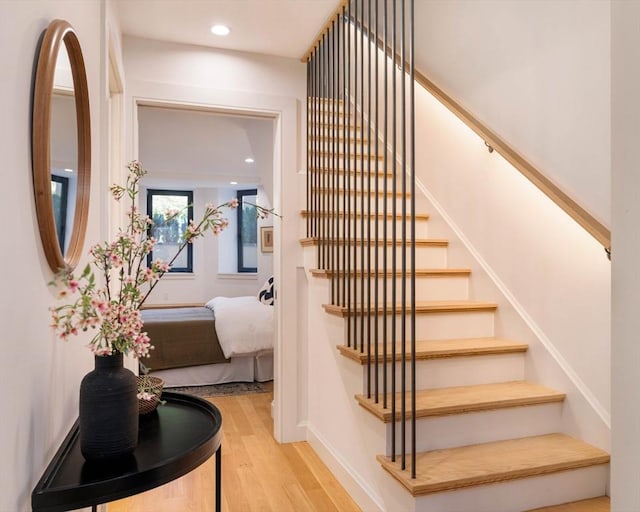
(141, 293, 274, 387)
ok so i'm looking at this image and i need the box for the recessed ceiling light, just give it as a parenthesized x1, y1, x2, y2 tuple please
(244, 157, 254, 163)
(211, 24, 230, 36)
(64, 168, 74, 173)
(230, 181, 238, 185)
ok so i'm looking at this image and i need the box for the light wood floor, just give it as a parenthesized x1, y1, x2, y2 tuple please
(108, 384, 360, 512)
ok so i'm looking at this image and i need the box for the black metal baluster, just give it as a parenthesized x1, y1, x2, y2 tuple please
(359, 0, 365, 357)
(366, 0, 372, 399)
(325, 32, 331, 272)
(353, 0, 359, 352)
(382, 0, 389, 413)
(342, 6, 347, 309)
(313, 51, 319, 247)
(306, 60, 311, 238)
(373, 0, 380, 405)
(390, 0, 397, 464)
(318, 36, 325, 269)
(409, 0, 416, 479)
(400, 0, 407, 472)
(336, 16, 341, 306)
(342, 2, 355, 347)
(331, 18, 337, 304)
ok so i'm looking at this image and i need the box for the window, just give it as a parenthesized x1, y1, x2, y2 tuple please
(237, 189, 258, 273)
(146, 189, 194, 272)
(51, 175, 69, 253)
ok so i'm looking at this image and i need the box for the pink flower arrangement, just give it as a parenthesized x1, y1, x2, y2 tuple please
(49, 160, 276, 358)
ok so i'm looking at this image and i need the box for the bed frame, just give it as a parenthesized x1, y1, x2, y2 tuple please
(141, 305, 273, 387)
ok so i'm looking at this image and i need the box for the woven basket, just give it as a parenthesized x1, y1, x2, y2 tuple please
(137, 375, 164, 415)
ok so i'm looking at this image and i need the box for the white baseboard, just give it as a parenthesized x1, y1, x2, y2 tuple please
(307, 422, 384, 512)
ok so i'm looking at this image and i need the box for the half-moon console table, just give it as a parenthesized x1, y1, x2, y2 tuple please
(32, 392, 222, 512)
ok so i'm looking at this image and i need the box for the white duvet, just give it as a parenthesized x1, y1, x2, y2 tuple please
(205, 296, 274, 359)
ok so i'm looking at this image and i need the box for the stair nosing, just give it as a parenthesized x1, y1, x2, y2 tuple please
(311, 268, 469, 278)
(300, 211, 430, 220)
(323, 300, 498, 317)
(376, 433, 610, 496)
(337, 337, 528, 364)
(300, 237, 448, 247)
(355, 380, 566, 423)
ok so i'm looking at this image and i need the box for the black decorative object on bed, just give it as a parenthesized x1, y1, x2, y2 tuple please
(258, 276, 275, 305)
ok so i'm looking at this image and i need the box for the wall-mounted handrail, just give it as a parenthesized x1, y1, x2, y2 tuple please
(302, 6, 612, 253)
(413, 70, 611, 251)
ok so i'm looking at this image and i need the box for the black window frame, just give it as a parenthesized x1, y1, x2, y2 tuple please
(51, 174, 69, 253)
(237, 189, 258, 273)
(146, 189, 194, 273)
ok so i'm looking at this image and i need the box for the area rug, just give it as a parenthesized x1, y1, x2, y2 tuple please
(166, 381, 268, 397)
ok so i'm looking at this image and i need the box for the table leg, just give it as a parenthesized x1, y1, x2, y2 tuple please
(92, 506, 97, 512)
(216, 444, 222, 512)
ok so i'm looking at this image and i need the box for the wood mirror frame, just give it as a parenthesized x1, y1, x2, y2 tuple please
(33, 19, 91, 273)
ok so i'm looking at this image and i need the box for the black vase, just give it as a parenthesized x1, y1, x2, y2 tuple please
(79, 352, 139, 460)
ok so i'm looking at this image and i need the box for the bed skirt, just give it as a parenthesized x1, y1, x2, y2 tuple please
(153, 352, 273, 388)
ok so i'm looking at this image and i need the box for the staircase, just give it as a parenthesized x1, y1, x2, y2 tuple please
(301, 94, 610, 511)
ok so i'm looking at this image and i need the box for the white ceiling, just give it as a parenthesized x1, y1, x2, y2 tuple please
(114, 0, 341, 60)
(138, 106, 274, 189)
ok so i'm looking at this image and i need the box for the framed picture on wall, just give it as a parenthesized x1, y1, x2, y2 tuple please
(260, 226, 274, 253)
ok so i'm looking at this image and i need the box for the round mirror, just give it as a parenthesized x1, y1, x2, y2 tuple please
(33, 19, 90, 273)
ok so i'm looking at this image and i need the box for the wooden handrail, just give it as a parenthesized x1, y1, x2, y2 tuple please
(413, 69, 611, 250)
(300, 10, 612, 251)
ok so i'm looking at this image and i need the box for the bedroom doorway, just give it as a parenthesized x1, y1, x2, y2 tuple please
(134, 101, 278, 406)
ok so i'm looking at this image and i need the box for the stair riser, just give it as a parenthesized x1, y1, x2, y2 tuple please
(411, 465, 609, 512)
(383, 402, 562, 455)
(314, 157, 386, 172)
(316, 125, 370, 139)
(310, 139, 371, 153)
(308, 173, 398, 193)
(345, 275, 469, 302)
(362, 353, 524, 392)
(300, 217, 429, 239)
(342, 310, 495, 341)
(313, 195, 411, 212)
(338, 245, 447, 268)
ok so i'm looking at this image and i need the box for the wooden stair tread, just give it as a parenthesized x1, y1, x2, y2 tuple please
(526, 496, 610, 512)
(323, 300, 497, 317)
(311, 268, 468, 278)
(300, 237, 448, 247)
(356, 380, 565, 423)
(377, 433, 610, 496)
(300, 210, 430, 221)
(338, 337, 528, 364)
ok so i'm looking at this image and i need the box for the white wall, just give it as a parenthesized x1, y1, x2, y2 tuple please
(121, 36, 307, 441)
(139, 184, 274, 303)
(412, 82, 611, 431)
(414, 0, 611, 228)
(611, 2, 640, 509)
(0, 1, 109, 510)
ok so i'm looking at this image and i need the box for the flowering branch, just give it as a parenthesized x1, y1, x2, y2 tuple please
(49, 161, 278, 358)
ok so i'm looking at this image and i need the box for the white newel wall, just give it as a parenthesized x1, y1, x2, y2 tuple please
(0, 1, 112, 510)
(121, 36, 307, 442)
